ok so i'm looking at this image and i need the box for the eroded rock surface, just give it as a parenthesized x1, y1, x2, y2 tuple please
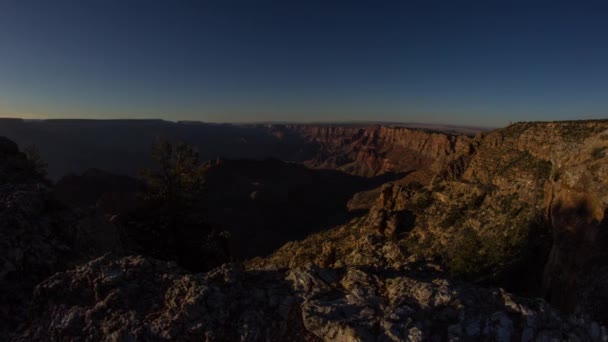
(17, 255, 315, 342)
(0, 139, 123, 340)
(15, 255, 607, 341)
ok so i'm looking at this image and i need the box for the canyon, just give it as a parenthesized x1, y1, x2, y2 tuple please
(1, 119, 608, 341)
(0, 119, 482, 180)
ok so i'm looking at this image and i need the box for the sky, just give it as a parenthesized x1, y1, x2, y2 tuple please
(1, 0, 608, 126)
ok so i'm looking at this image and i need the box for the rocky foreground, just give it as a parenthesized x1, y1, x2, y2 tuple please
(2, 120, 608, 341)
(15, 254, 607, 341)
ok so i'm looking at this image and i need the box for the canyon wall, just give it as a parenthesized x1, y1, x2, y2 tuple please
(276, 124, 476, 183)
(260, 120, 608, 321)
(459, 121, 608, 315)
(0, 119, 476, 181)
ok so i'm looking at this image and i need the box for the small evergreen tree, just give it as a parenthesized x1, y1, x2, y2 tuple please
(140, 139, 206, 207)
(127, 139, 229, 271)
(23, 145, 48, 178)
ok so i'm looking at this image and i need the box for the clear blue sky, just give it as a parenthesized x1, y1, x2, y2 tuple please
(1, 0, 607, 126)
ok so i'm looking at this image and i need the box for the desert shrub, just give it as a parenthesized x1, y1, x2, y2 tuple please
(23, 145, 48, 178)
(558, 123, 598, 142)
(411, 190, 433, 210)
(496, 193, 518, 212)
(432, 182, 446, 192)
(0, 141, 49, 184)
(447, 226, 516, 279)
(592, 147, 606, 160)
(439, 208, 465, 229)
(404, 230, 436, 258)
(466, 193, 486, 209)
(446, 206, 549, 285)
(446, 227, 485, 277)
(408, 181, 424, 191)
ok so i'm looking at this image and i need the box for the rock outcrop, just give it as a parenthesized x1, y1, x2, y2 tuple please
(17, 255, 315, 341)
(15, 254, 607, 341)
(0, 181, 74, 340)
(0, 138, 124, 340)
(458, 121, 608, 317)
(394, 122, 608, 319)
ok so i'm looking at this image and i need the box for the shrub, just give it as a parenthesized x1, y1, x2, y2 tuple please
(592, 147, 606, 160)
(23, 145, 48, 178)
(446, 207, 546, 283)
(411, 191, 433, 210)
(439, 209, 465, 229)
(121, 139, 230, 272)
(466, 193, 485, 209)
(446, 228, 485, 277)
(140, 139, 206, 206)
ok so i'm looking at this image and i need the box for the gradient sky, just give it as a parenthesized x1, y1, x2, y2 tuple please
(1, 0, 608, 126)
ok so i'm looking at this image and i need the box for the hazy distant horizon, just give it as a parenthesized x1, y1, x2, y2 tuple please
(4, 114, 608, 130)
(0, 115, 508, 130)
(0, 109, 605, 128)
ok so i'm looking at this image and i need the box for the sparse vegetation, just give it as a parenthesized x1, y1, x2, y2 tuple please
(443, 200, 549, 284)
(23, 145, 48, 178)
(465, 192, 485, 209)
(439, 208, 465, 229)
(446, 227, 485, 277)
(592, 146, 606, 160)
(432, 182, 447, 192)
(536, 159, 552, 182)
(558, 123, 600, 142)
(121, 139, 230, 271)
(140, 139, 206, 205)
(411, 189, 433, 210)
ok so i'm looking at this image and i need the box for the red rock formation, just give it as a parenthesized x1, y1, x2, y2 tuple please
(275, 125, 476, 183)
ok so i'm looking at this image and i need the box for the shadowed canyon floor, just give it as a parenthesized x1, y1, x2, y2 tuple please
(1, 120, 608, 340)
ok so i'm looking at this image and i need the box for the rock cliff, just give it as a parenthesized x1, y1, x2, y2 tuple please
(3, 120, 608, 340)
(459, 121, 608, 317)
(256, 120, 608, 322)
(275, 124, 476, 183)
(0, 139, 126, 339)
